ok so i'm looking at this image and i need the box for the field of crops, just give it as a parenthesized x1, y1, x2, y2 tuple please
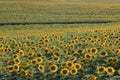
(0, 0, 120, 80)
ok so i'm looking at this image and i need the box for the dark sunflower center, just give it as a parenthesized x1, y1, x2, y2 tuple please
(108, 69, 112, 72)
(72, 69, 76, 73)
(99, 68, 104, 71)
(51, 66, 55, 70)
(63, 70, 67, 74)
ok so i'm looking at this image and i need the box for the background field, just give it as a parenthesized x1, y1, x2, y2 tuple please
(0, 0, 120, 31)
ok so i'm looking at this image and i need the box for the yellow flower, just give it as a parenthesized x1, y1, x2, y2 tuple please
(97, 66, 106, 74)
(28, 52, 35, 57)
(49, 64, 58, 73)
(70, 68, 78, 75)
(46, 60, 54, 68)
(38, 64, 45, 73)
(20, 69, 27, 76)
(61, 62, 67, 68)
(90, 47, 98, 55)
(20, 62, 30, 68)
(18, 50, 25, 57)
(88, 75, 97, 80)
(13, 54, 19, 59)
(99, 51, 108, 57)
(61, 68, 69, 76)
(7, 66, 14, 73)
(52, 56, 60, 62)
(13, 58, 21, 64)
(84, 53, 92, 60)
(0, 44, 4, 48)
(63, 49, 68, 55)
(36, 53, 42, 57)
(76, 49, 84, 54)
(105, 67, 115, 75)
(53, 52, 61, 57)
(74, 63, 81, 70)
(68, 56, 77, 62)
(36, 57, 43, 64)
(13, 64, 19, 72)
(116, 49, 120, 56)
(66, 61, 74, 68)
(31, 59, 37, 66)
(26, 70, 34, 77)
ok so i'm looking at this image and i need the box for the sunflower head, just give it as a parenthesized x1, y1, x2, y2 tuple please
(66, 61, 74, 68)
(36, 57, 43, 64)
(7, 66, 14, 73)
(105, 67, 115, 75)
(99, 51, 108, 57)
(61, 68, 69, 76)
(96, 66, 106, 75)
(70, 68, 78, 75)
(49, 64, 58, 73)
(13, 64, 19, 72)
(74, 63, 81, 70)
(90, 47, 98, 54)
(38, 64, 44, 73)
(88, 75, 97, 80)
(52, 56, 60, 62)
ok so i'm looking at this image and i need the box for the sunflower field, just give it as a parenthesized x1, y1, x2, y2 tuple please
(0, 26, 120, 80)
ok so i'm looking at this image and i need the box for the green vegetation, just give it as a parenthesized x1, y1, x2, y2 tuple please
(0, 0, 120, 80)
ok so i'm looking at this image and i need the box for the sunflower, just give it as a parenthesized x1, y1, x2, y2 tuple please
(116, 49, 120, 56)
(26, 70, 34, 77)
(76, 49, 84, 54)
(31, 59, 37, 66)
(61, 68, 69, 76)
(0, 48, 4, 52)
(38, 64, 45, 73)
(13, 58, 21, 64)
(53, 52, 61, 57)
(105, 67, 115, 75)
(87, 37, 92, 41)
(28, 52, 35, 57)
(20, 62, 30, 68)
(78, 59, 86, 64)
(66, 61, 74, 68)
(13, 54, 19, 59)
(69, 44, 74, 49)
(70, 68, 78, 75)
(4, 59, 10, 64)
(18, 50, 25, 57)
(7, 66, 14, 73)
(36, 57, 43, 64)
(96, 66, 106, 74)
(44, 48, 50, 54)
(52, 56, 60, 62)
(68, 56, 77, 62)
(71, 40, 76, 44)
(61, 62, 67, 68)
(99, 51, 108, 57)
(13, 64, 19, 72)
(84, 53, 92, 60)
(91, 55, 96, 61)
(88, 75, 97, 80)
(63, 49, 68, 55)
(49, 64, 58, 73)
(50, 46, 56, 51)
(0, 44, 4, 48)
(74, 63, 81, 70)
(0, 54, 4, 59)
(46, 61, 53, 68)
(112, 58, 118, 63)
(90, 47, 98, 55)
(20, 69, 27, 76)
